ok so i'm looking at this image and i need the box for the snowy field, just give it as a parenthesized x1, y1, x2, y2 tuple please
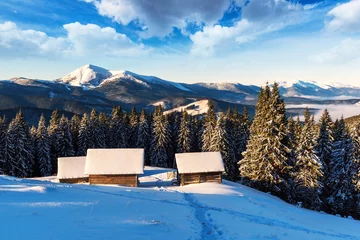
(1, 167, 360, 240)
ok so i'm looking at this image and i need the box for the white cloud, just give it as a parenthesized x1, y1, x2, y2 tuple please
(0, 21, 70, 58)
(326, 0, 360, 32)
(311, 38, 360, 63)
(190, 0, 311, 56)
(0, 21, 148, 59)
(63, 22, 148, 56)
(83, 0, 232, 38)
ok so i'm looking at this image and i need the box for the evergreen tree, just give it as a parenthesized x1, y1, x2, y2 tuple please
(177, 111, 192, 153)
(294, 116, 302, 143)
(150, 106, 170, 167)
(240, 83, 291, 197)
(69, 114, 81, 153)
(0, 116, 7, 174)
(211, 113, 239, 181)
(192, 116, 202, 152)
(56, 115, 74, 157)
(5, 110, 34, 177)
(77, 113, 89, 156)
(128, 107, 139, 148)
(122, 113, 131, 147)
(349, 121, 360, 218)
(287, 115, 297, 166)
(109, 106, 125, 148)
(327, 117, 357, 217)
(98, 112, 108, 148)
(136, 109, 151, 165)
(36, 114, 52, 176)
(87, 109, 103, 148)
(30, 125, 38, 175)
(293, 108, 323, 210)
(201, 100, 217, 152)
(48, 109, 60, 174)
(316, 109, 334, 206)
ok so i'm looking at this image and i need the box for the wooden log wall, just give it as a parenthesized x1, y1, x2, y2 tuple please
(89, 174, 138, 187)
(180, 172, 222, 186)
(59, 177, 89, 184)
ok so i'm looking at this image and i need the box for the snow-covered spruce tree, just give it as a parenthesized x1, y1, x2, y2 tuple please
(87, 109, 105, 148)
(168, 112, 180, 166)
(211, 112, 239, 181)
(30, 125, 38, 175)
(177, 110, 192, 153)
(293, 108, 323, 210)
(201, 100, 217, 152)
(5, 110, 34, 177)
(315, 109, 333, 205)
(122, 113, 131, 148)
(136, 109, 151, 165)
(109, 106, 125, 148)
(69, 114, 81, 154)
(327, 117, 357, 217)
(287, 115, 297, 166)
(48, 109, 60, 174)
(233, 107, 251, 162)
(128, 107, 139, 148)
(240, 83, 291, 197)
(56, 115, 74, 157)
(36, 114, 52, 176)
(0, 116, 7, 174)
(191, 115, 202, 152)
(294, 116, 302, 143)
(349, 121, 360, 219)
(77, 113, 89, 156)
(150, 105, 170, 168)
(98, 112, 109, 148)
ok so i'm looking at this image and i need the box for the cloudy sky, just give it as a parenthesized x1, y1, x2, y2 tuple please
(0, 0, 359, 84)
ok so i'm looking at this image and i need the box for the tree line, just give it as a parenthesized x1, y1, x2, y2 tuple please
(0, 82, 359, 219)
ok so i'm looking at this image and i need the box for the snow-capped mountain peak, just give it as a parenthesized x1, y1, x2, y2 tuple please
(58, 64, 112, 87)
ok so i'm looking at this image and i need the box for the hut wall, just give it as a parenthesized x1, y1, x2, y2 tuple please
(180, 172, 222, 186)
(89, 174, 138, 187)
(59, 177, 89, 184)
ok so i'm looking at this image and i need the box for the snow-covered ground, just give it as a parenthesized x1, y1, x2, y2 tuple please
(1, 167, 359, 240)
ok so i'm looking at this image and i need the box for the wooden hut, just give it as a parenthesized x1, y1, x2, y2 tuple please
(84, 148, 144, 187)
(175, 152, 225, 186)
(57, 156, 88, 183)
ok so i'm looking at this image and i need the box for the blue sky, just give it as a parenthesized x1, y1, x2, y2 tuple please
(0, 0, 360, 85)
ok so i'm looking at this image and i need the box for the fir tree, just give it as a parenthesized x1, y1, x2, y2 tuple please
(5, 110, 34, 177)
(56, 115, 74, 157)
(87, 109, 102, 148)
(109, 106, 125, 148)
(48, 109, 60, 174)
(69, 114, 81, 153)
(136, 109, 151, 165)
(211, 113, 239, 181)
(77, 113, 89, 156)
(240, 83, 291, 197)
(192, 116, 202, 152)
(201, 100, 217, 152)
(0, 116, 6, 174)
(98, 112, 108, 148)
(327, 117, 357, 217)
(36, 114, 52, 176)
(293, 108, 323, 210)
(316, 109, 334, 205)
(177, 111, 192, 153)
(122, 113, 131, 147)
(128, 107, 139, 148)
(150, 106, 170, 167)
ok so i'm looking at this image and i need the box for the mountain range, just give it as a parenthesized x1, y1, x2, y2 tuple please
(1, 64, 360, 123)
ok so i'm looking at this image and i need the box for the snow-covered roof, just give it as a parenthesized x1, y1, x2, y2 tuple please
(175, 152, 225, 174)
(57, 157, 88, 179)
(84, 149, 144, 175)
